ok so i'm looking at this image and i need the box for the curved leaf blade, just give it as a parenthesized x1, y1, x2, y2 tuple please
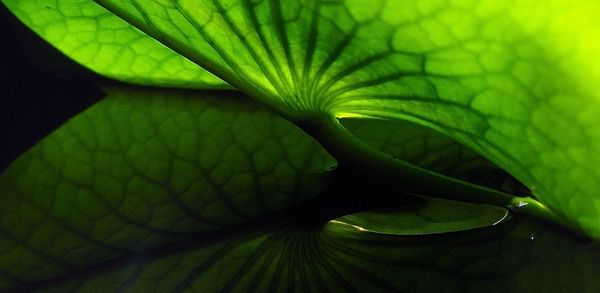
(88, 0, 600, 237)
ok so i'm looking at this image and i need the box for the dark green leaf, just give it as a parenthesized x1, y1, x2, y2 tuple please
(0, 86, 333, 288)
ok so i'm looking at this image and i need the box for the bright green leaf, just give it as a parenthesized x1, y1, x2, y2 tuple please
(0, 86, 333, 288)
(75, 0, 600, 237)
(2, 0, 230, 89)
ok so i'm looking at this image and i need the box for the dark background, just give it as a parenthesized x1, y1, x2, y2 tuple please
(0, 5, 104, 171)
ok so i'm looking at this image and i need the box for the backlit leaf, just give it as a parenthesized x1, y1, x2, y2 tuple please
(2, 0, 230, 88)
(78, 0, 600, 237)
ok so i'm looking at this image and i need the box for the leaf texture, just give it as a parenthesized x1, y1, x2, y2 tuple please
(0, 86, 333, 288)
(2, 0, 230, 88)
(82, 0, 600, 237)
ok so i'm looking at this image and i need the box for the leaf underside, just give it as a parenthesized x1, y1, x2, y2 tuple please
(68, 0, 599, 238)
(3, 0, 599, 235)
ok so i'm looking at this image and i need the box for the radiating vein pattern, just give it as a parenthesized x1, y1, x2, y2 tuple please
(0, 87, 334, 288)
(92, 0, 600, 237)
(2, 0, 230, 89)
(20, 218, 600, 292)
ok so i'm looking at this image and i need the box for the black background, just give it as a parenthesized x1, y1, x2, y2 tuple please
(0, 5, 104, 171)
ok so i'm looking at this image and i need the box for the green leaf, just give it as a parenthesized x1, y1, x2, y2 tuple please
(2, 82, 556, 290)
(2, 1, 600, 288)
(0, 86, 334, 288)
(14, 213, 600, 292)
(1, 0, 230, 89)
(73, 0, 600, 237)
(2, 78, 551, 289)
(333, 199, 509, 235)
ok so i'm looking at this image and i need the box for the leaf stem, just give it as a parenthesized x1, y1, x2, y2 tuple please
(297, 115, 578, 232)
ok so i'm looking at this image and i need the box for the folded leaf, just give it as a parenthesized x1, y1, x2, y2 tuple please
(85, 0, 600, 237)
(0, 86, 333, 288)
(2, 0, 230, 89)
